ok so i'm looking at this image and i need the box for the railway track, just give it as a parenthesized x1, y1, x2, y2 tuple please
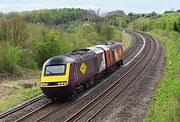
(64, 31, 157, 122)
(15, 100, 71, 122)
(124, 37, 139, 59)
(0, 94, 45, 119)
(14, 102, 50, 122)
(0, 30, 145, 122)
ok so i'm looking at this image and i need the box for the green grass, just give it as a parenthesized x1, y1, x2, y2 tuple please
(0, 69, 42, 112)
(144, 30, 180, 122)
(129, 12, 180, 32)
(0, 81, 41, 112)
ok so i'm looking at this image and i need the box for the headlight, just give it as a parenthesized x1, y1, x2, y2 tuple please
(41, 81, 67, 86)
(57, 81, 67, 85)
(41, 82, 48, 86)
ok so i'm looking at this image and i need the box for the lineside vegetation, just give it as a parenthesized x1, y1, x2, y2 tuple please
(0, 9, 123, 77)
(144, 30, 180, 122)
(128, 12, 180, 122)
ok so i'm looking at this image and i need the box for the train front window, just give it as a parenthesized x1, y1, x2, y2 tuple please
(44, 65, 66, 76)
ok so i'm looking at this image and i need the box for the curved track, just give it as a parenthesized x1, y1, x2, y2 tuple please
(64, 31, 157, 122)
(1, 30, 153, 122)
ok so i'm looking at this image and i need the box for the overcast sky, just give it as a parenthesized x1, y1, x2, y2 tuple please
(0, 0, 180, 14)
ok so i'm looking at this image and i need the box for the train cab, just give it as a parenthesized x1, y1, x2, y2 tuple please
(40, 56, 75, 98)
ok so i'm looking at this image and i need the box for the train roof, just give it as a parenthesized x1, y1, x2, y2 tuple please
(65, 48, 96, 62)
(44, 41, 121, 65)
(44, 55, 75, 65)
(94, 41, 121, 51)
(44, 49, 96, 65)
(95, 45, 109, 51)
(104, 41, 121, 48)
(87, 46, 104, 54)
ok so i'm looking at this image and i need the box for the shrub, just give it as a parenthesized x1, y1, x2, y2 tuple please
(173, 17, 180, 32)
(33, 29, 62, 67)
(101, 25, 115, 41)
(0, 44, 21, 74)
(20, 50, 37, 69)
(0, 16, 28, 46)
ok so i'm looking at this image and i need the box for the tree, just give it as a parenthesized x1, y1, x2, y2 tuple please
(0, 16, 28, 46)
(0, 12, 3, 18)
(102, 25, 115, 41)
(146, 12, 157, 18)
(19, 8, 88, 25)
(88, 9, 104, 35)
(105, 10, 130, 28)
(33, 29, 62, 67)
(173, 17, 180, 32)
(164, 9, 175, 14)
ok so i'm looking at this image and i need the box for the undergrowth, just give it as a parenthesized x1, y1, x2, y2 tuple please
(0, 82, 41, 112)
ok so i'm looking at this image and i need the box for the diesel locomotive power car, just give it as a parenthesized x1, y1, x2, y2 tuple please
(40, 41, 124, 99)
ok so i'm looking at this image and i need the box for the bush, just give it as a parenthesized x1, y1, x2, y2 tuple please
(20, 50, 37, 69)
(0, 44, 21, 74)
(173, 17, 180, 32)
(0, 16, 28, 46)
(101, 25, 116, 41)
(33, 29, 62, 67)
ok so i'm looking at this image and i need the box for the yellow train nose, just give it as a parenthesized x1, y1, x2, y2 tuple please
(40, 64, 70, 87)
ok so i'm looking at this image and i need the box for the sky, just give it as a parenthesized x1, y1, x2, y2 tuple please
(0, 0, 180, 14)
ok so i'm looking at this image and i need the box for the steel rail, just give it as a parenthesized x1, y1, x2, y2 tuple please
(0, 94, 45, 119)
(15, 102, 51, 122)
(86, 33, 156, 122)
(123, 32, 140, 59)
(65, 31, 156, 122)
(34, 101, 69, 122)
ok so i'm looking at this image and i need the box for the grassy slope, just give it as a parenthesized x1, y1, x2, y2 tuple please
(0, 83, 41, 112)
(144, 30, 180, 122)
(129, 13, 180, 32)
(122, 32, 132, 50)
(0, 69, 41, 112)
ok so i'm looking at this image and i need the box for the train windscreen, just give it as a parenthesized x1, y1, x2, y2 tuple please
(44, 65, 66, 76)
